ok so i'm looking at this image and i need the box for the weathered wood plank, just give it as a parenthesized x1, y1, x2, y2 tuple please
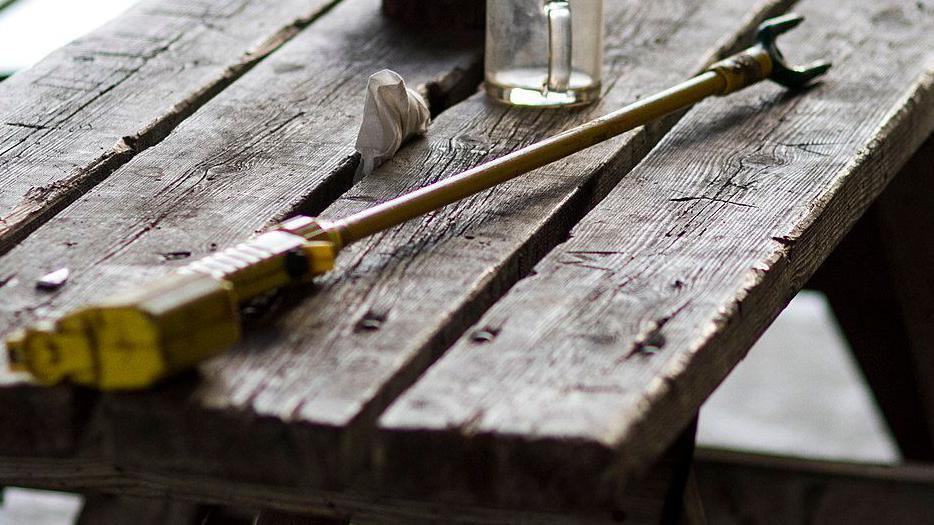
(695, 448, 934, 524)
(0, 438, 688, 525)
(0, 430, 693, 525)
(0, 0, 344, 254)
(810, 135, 934, 461)
(378, 0, 934, 510)
(0, 0, 482, 457)
(0, 383, 96, 457)
(91, 0, 796, 496)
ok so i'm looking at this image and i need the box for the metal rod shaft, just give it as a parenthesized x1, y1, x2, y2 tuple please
(332, 71, 725, 245)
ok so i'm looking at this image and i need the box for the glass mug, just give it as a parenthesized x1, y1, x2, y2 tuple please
(485, 0, 603, 107)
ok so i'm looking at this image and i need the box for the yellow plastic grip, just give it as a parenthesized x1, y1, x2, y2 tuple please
(5, 222, 338, 390)
(6, 273, 240, 390)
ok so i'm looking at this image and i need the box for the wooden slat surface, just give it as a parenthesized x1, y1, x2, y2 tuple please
(0, 0, 482, 457)
(0, 0, 345, 253)
(0, 0, 787, 500)
(85, 0, 797, 497)
(377, 0, 934, 510)
(3, 0, 930, 516)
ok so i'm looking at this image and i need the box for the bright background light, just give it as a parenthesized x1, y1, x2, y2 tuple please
(0, 0, 137, 77)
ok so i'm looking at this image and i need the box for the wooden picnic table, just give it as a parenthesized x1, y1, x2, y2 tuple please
(0, 0, 932, 522)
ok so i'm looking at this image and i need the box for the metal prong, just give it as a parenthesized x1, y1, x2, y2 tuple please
(757, 13, 832, 89)
(760, 12, 805, 36)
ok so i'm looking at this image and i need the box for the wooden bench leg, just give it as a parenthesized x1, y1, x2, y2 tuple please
(680, 471, 707, 525)
(810, 134, 934, 461)
(652, 417, 706, 525)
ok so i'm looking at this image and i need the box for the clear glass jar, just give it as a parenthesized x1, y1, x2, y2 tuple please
(485, 0, 603, 107)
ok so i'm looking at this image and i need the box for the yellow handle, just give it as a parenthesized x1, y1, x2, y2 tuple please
(6, 222, 337, 390)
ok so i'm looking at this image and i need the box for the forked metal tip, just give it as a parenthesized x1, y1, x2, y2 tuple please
(757, 13, 832, 89)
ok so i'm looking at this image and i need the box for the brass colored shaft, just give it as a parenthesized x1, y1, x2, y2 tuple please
(332, 70, 727, 246)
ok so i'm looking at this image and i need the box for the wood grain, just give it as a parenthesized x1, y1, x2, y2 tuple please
(85, 0, 797, 497)
(0, 0, 344, 254)
(378, 0, 934, 510)
(0, 0, 482, 457)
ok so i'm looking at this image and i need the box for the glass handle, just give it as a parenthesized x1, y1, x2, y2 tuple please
(544, 1, 572, 93)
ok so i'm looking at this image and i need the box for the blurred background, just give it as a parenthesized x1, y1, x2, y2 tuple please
(0, 0, 135, 79)
(0, 0, 900, 522)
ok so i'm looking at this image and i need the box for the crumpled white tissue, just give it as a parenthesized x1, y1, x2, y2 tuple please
(354, 69, 431, 182)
